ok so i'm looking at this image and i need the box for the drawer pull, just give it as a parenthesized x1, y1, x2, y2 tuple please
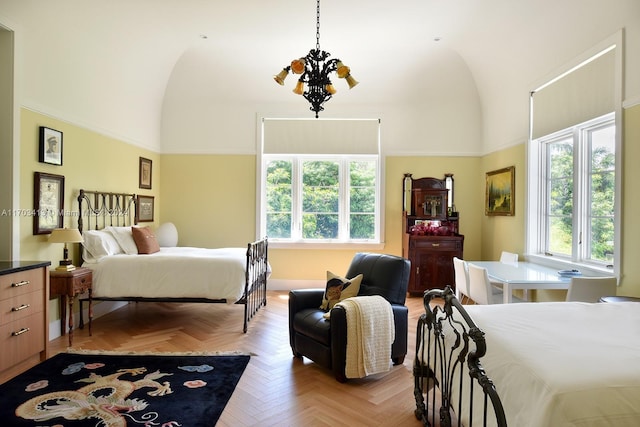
(11, 304, 31, 312)
(11, 280, 30, 287)
(11, 327, 30, 336)
(431, 243, 440, 247)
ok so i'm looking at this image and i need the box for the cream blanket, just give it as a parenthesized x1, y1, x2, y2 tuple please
(336, 295, 395, 379)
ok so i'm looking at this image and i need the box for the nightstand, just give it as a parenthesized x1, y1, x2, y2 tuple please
(50, 267, 92, 346)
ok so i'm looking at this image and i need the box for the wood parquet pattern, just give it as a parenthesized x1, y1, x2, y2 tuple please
(48, 291, 427, 426)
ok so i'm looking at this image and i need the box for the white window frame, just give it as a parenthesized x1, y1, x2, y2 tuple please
(526, 34, 623, 278)
(257, 117, 385, 250)
(529, 114, 616, 273)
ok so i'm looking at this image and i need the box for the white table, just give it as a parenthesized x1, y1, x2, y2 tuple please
(467, 261, 571, 303)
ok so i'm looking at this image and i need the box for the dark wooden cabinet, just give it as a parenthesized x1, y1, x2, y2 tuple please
(402, 175, 464, 295)
(404, 234, 464, 295)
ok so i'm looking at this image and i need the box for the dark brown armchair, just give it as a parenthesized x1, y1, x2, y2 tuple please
(288, 252, 411, 382)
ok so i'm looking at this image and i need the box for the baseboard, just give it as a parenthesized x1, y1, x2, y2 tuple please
(48, 300, 128, 342)
(267, 278, 325, 290)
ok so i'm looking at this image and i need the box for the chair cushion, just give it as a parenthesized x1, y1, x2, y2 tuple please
(319, 271, 363, 311)
(293, 308, 331, 345)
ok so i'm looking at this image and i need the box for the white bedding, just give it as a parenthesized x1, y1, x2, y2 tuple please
(461, 302, 640, 426)
(83, 247, 250, 303)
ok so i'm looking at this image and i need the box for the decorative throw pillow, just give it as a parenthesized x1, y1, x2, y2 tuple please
(319, 271, 363, 311)
(155, 222, 178, 247)
(131, 226, 160, 254)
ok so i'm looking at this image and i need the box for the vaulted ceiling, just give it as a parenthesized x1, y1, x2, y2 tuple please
(2, 0, 638, 152)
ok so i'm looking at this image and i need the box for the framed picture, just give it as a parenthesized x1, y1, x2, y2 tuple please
(39, 126, 63, 166)
(486, 166, 515, 216)
(33, 172, 65, 234)
(137, 195, 154, 222)
(139, 157, 152, 189)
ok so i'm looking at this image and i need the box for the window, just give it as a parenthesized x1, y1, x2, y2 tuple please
(530, 113, 616, 268)
(527, 37, 621, 275)
(263, 156, 379, 242)
(260, 118, 382, 246)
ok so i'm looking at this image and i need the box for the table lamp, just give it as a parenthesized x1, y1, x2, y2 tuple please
(48, 228, 84, 271)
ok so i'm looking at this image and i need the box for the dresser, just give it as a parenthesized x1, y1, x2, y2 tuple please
(0, 261, 50, 383)
(402, 175, 464, 295)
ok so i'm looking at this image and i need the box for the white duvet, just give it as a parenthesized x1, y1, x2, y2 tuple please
(83, 247, 250, 303)
(460, 302, 640, 426)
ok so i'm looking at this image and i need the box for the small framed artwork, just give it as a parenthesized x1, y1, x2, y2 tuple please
(33, 172, 65, 235)
(39, 126, 63, 166)
(137, 195, 154, 222)
(139, 157, 152, 189)
(486, 166, 515, 216)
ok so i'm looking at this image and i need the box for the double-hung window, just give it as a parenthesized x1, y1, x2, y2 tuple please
(260, 118, 381, 246)
(527, 40, 621, 275)
(533, 114, 615, 266)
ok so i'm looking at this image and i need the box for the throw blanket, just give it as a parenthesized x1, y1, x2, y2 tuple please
(336, 295, 395, 379)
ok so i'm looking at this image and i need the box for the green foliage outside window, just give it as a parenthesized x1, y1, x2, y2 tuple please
(546, 125, 615, 262)
(265, 157, 377, 241)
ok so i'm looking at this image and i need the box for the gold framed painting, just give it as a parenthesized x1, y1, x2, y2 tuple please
(485, 166, 515, 216)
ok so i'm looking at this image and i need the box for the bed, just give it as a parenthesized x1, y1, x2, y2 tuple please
(414, 286, 640, 426)
(75, 189, 268, 333)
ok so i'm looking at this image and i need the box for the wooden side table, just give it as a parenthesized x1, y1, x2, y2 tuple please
(50, 267, 92, 346)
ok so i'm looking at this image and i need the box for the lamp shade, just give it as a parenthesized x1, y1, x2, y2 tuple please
(48, 228, 84, 243)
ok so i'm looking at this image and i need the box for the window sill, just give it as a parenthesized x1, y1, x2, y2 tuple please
(524, 254, 616, 277)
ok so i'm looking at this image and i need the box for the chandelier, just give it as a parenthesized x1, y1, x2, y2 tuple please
(273, 0, 358, 118)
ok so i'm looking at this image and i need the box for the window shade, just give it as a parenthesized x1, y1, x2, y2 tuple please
(531, 49, 615, 139)
(262, 118, 380, 154)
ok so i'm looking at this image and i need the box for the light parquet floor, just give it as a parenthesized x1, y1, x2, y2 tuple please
(48, 291, 427, 426)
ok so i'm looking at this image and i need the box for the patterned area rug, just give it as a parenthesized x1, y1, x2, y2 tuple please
(0, 351, 250, 426)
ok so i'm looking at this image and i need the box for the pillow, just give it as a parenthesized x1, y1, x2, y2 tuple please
(131, 226, 160, 254)
(82, 229, 123, 261)
(319, 271, 363, 311)
(155, 222, 178, 247)
(105, 226, 139, 255)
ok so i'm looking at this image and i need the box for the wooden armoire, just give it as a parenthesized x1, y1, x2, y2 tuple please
(402, 174, 464, 295)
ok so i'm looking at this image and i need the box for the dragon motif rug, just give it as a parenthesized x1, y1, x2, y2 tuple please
(0, 351, 250, 426)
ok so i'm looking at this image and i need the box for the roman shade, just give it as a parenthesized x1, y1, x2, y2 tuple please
(262, 118, 380, 154)
(531, 48, 615, 139)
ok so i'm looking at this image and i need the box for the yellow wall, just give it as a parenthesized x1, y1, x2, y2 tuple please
(159, 154, 256, 248)
(621, 104, 640, 295)
(159, 154, 482, 281)
(479, 144, 526, 261)
(19, 108, 160, 324)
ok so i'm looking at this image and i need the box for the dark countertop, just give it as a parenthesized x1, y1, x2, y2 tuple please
(0, 260, 51, 276)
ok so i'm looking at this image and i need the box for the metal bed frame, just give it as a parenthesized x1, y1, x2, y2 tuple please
(75, 189, 268, 333)
(413, 286, 507, 426)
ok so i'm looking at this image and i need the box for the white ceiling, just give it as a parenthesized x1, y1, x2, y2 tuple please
(2, 0, 638, 152)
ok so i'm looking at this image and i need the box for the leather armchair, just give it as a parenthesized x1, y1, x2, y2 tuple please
(288, 252, 411, 382)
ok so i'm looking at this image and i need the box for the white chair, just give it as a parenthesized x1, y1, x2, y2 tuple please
(490, 251, 519, 292)
(499, 251, 518, 264)
(468, 263, 523, 304)
(468, 264, 505, 304)
(566, 276, 617, 303)
(453, 257, 470, 303)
